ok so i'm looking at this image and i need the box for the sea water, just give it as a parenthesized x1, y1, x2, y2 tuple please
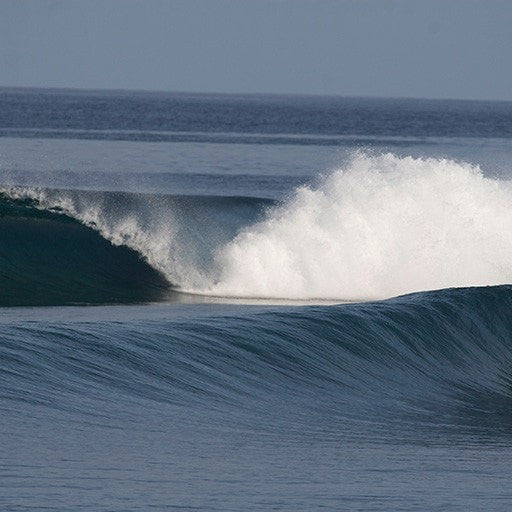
(1, 88, 512, 511)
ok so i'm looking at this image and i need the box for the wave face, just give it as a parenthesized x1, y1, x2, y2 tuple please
(0, 194, 170, 306)
(3, 285, 512, 437)
(1, 152, 511, 306)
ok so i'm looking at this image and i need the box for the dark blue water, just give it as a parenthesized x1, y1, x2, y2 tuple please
(1, 88, 512, 511)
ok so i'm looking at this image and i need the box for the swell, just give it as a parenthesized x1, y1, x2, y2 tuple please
(2, 285, 512, 435)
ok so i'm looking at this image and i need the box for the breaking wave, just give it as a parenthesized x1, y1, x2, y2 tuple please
(1, 152, 511, 306)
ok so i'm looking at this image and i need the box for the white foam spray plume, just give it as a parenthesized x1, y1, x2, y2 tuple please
(206, 153, 512, 300)
(3, 152, 512, 301)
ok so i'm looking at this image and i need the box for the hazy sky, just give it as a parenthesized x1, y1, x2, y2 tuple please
(1, 0, 512, 100)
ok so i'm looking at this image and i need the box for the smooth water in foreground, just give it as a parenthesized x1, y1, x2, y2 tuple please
(1, 89, 512, 511)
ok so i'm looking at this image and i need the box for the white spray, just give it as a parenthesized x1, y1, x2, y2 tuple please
(205, 153, 512, 299)
(3, 153, 512, 301)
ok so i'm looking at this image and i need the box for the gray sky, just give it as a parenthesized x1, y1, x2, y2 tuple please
(1, 0, 512, 100)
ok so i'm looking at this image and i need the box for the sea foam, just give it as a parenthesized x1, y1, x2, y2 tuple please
(206, 153, 512, 299)
(3, 152, 512, 301)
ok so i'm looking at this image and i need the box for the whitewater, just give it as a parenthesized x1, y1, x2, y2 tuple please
(2, 152, 511, 303)
(210, 153, 512, 299)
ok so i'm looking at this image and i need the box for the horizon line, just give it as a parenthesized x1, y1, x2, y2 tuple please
(1, 85, 512, 104)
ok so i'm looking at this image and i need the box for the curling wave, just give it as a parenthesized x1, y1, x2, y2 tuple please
(0, 194, 170, 306)
(0, 188, 270, 306)
(1, 152, 511, 306)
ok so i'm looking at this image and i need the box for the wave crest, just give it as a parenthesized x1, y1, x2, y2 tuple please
(2, 152, 511, 304)
(207, 153, 512, 299)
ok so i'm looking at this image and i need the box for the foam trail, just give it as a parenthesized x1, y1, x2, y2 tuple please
(207, 153, 512, 300)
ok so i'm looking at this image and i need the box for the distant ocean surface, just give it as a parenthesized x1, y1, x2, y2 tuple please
(1, 88, 512, 511)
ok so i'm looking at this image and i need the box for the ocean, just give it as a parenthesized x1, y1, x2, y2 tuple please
(1, 88, 512, 511)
